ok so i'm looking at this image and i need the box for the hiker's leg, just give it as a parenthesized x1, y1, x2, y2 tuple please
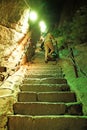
(48, 42, 55, 55)
(44, 43, 49, 62)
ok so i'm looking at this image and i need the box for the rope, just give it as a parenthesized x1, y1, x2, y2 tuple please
(68, 48, 87, 77)
(70, 55, 87, 77)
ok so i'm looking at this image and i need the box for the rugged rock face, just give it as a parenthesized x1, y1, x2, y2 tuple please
(0, 0, 31, 72)
(0, 1, 33, 129)
(0, 0, 30, 32)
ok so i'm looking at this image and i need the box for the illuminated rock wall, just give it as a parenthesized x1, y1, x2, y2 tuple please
(0, 0, 31, 71)
(0, 1, 31, 129)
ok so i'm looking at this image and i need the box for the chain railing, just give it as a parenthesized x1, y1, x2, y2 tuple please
(69, 47, 87, 78)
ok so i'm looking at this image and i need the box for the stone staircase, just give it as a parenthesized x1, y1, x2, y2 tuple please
(8, 51, 87, 130)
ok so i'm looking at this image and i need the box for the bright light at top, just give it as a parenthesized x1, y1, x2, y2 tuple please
(39, 21, 47, 32)
(29, 11, 38, 21)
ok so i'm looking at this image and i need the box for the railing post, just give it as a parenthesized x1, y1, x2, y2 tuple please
(70, 48, 79, 78)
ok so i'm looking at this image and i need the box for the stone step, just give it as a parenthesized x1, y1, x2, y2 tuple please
(20, 84, 70, 92)
(23, 78, 67, 84)
(25, 70, 62, 75)
(8, 115, 87, 130)
(27, 68, 60, 71)
(25, 74, 62, 78)
(27, 67, 61, 71)
(28, 63, 59, 67)
(13, 102, 82, 115)
(18, 92, 76, 103)
(14, 102, 66, 115)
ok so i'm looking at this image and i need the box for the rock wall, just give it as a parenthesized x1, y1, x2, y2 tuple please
(0, 0, 31, 71)
(0, 0, 35, 129)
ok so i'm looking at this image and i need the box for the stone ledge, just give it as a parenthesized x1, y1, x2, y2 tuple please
(0, 66, 27, 130)
(0, 88, 13, 97)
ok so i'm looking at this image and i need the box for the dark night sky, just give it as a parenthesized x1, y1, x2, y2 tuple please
(28, 0, 87, 26)
(45, 0, 64, 13)
(29, 0, 65, 24)
(40, 0, 64, 22)
(41, 0, 65, 28)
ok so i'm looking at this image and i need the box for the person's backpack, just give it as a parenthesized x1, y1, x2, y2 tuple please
(47, 51, 58, 61)
(51, 52, 58, 59)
